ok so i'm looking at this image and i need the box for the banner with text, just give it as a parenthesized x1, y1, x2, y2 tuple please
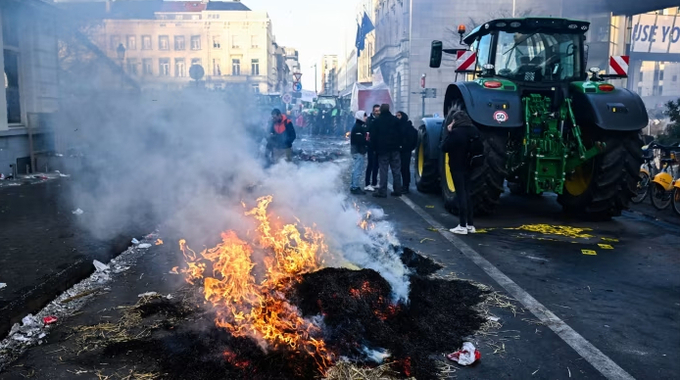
(631, 14, 680, 54)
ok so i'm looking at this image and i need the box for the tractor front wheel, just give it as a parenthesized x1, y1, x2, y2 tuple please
(414, 126, 440, 193)
(558, 131, 643, 220)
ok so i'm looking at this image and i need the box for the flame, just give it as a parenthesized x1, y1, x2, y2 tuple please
(358, 211, 375, 231)
(345, 132, 350, 139)
(155, 239, 164, 245)
(179, 195, 332, 371)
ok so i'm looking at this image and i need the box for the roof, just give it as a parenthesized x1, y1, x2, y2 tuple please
(57, 1, 251, 20)
(207, 1, 251, 11)
(463, 17, 590, 45)
(160, 2, 207, 12)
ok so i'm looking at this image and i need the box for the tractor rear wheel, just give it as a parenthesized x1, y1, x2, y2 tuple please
(440, 128, 508, 215)
(558, 131, 643, 220)
(414, 126, 440, 193)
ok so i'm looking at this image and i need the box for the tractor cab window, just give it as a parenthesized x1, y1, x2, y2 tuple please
(472, 34, 492, 70)
(494, 31, 581, 82)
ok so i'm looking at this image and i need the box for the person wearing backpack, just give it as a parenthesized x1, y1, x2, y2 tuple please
(397, 111, 418, 194)
(441, 109, 483, 234)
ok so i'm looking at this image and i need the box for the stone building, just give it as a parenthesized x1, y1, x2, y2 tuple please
(0, 0, 59, 174)
(63, 0, 280, 93)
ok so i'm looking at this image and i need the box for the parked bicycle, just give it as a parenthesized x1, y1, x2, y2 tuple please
(650, 147, 679, 210)
(631, 142, 661, 204)
(672, 177, 680, 216)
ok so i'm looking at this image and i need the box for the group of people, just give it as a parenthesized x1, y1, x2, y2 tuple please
(350, 105, 480, 235)
(349, 103, 418, 198)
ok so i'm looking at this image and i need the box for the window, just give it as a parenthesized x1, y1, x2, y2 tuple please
(142, 35, 152, 50)
(143, 59, 153, 75)
(659, 70, 664, 81)
(659, 86, 663, 95)
(191, 35, 201, 50)
(4, 50, 21, 124)
(110, 35, 121, 50)
(159, 35, 169, 50)
(175, 58, 186, 77)
(213, 35, 221, 48)
(231, 35, 241, 48)
(251, 59, 259, 75)
(191, 58, 202, 67)
(252, 84, 260, 93)
(473, 34, 492, 69)
(126, 58, 138, 75)
(213, 59, 221, 76)
(232, 59, 241, 75)
(174, 36, 185, 50)
(159, 58, 170, 76)
(251, 35, 259, 48)
(126, 35, 136, 50)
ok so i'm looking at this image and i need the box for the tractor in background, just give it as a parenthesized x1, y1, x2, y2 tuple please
(415, 17, 648, 220)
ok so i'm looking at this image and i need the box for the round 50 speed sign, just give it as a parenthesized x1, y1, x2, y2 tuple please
(493, 110, 508, 123)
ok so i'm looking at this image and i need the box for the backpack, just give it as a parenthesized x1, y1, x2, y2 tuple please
(468, 134, 485, 169)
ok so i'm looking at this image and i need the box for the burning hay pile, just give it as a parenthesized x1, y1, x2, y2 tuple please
(63, 196, 486, 380)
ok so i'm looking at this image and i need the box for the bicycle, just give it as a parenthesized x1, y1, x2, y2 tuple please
(672, 176, 680, 216)
(650, 148, 679, 210)
(631, 142, 661, 204)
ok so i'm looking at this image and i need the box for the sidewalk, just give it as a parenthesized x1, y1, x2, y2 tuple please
(0, 178, 153, 339)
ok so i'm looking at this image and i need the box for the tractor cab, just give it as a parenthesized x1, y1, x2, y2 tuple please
(461, 18, 589, 84)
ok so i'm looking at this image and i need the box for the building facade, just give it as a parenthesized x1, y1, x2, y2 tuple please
(80, 1, 279, 93)
(320, 54, 338, 95)
(1, 0, 59, 174)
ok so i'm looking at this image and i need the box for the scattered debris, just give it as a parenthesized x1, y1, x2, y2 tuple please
(425, 205, 435, 209)
(169, 267, 179, 274)
(0, 282, 6, 290)
(42, 316, 58, 326)
(71, 208, 84, 215)
(138, 292, 159, 298)
(419, 238, 435, 244)
(598, 244, 614, 250)
(426, 227, 438, 232)
(138, 243, 152, 249)
(61, 288, 102, 304)
(131, 238, 140, 245)
(446, 342, 481, 366)
(155, 239, 163, 245)
(601, 237, 619, 243)
(93, 260, 109, 272)
(324, 360, 409, 380)
(581, 249, 597, 256)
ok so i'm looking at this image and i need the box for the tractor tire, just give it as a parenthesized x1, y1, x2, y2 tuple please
(558, 131, 643, 220)
(440, 128, 508, 215)
(414, 126, 440, 193)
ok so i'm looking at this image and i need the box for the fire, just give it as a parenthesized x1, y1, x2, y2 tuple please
(179, 195, 332, 371)
(358, 211, 375, 231)
(155, 239, 164, 245)
(345, 131, 351, 139)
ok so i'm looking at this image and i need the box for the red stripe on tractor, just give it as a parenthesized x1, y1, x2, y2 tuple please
(609, 57, 626, 76)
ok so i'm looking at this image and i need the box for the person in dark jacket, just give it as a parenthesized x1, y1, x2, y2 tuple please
(364, 104, 380, 191)
(397, 111, 418, 194)
(440, 109, 479, 234)
(372, 104, 403, 198)
(350, 111, 369, 194)
(268, 108, 296, 163)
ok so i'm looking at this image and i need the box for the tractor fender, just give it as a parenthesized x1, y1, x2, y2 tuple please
(444, 82, 524, 128)
(419, 117, 444, 160)
(571, 88, 649, 131)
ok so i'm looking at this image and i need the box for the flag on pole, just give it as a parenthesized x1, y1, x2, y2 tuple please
(355, 12, 375, 58)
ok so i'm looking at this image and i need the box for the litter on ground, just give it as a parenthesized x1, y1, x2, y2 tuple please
(93, 260, 109, 272)
(71, 208, 84, 215)
(581, 249, 597, 256)
(446, 342, 481, 366)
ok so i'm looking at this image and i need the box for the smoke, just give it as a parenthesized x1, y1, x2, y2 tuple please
(58, 73, 410, 302)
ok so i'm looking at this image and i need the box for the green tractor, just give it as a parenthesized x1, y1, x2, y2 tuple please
(415, 17, 648, 220)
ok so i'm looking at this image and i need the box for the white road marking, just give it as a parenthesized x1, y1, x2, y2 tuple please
(399, 195, 635, 380)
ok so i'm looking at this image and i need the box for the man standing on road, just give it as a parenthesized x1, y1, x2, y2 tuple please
(372, 104, 403, 198)
(397, 111, 418, 194)
(364, 104, 381, 191)
(269, 108, 296, 163)
(441, 109, 478, 234)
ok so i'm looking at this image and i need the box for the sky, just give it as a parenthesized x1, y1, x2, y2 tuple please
(231, 0, 358, 91)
